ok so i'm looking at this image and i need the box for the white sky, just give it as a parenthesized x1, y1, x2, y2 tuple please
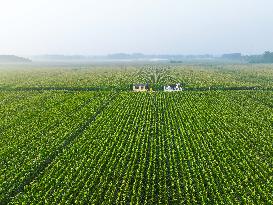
(0, 0, 273, 55)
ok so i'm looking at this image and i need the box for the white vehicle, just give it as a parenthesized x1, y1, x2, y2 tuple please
(164, 83, 183, 92)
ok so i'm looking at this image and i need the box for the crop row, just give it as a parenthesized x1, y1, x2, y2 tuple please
(2, 90, 273, 204)
(6, 92, 273, 204)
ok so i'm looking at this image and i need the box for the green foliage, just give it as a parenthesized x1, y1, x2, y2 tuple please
(0, 64, 273, 204)
(1, 63, 273, 91)
(0, 91, 272, 204)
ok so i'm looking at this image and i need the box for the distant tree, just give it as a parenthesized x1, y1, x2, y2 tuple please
(247, 51, 273, 63)
(263, 51, 273, 63)
(0, 55, 31, 63)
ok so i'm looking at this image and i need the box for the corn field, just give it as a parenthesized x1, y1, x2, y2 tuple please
(1, 88, 273, 204)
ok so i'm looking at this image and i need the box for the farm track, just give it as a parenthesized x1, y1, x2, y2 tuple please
(1, 93, 118, 204)
(0, 87, 112, 92)
(1, 86, 273, 92)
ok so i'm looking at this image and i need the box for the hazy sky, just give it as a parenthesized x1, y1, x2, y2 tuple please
(1, 0, 273, 55)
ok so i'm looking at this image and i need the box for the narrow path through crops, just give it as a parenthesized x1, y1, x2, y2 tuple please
(1, 93, 117, 204)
